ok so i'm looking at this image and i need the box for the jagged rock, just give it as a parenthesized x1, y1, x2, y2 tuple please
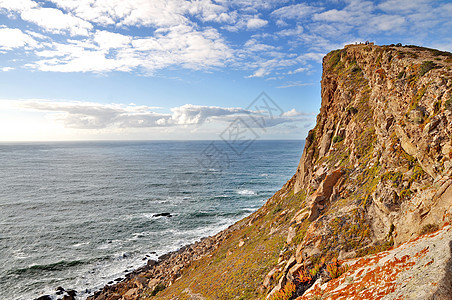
(263, 267, 278, 287)
(307, 168, 343, 221)
(286, 226, 296, 244)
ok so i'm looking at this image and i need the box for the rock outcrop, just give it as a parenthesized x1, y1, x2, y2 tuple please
(87, 44, 452, 300)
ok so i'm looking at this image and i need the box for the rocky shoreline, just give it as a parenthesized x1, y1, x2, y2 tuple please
(35, 216, 248, 300)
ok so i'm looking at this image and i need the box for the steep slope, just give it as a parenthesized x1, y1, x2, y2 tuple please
(88, 44, 452, 300)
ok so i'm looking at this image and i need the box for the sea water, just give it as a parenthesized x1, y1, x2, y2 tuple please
(0, 140, 303, 299)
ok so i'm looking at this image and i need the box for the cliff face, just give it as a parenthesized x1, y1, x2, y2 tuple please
(293, 44, 452, 252)
(89, 45, 452, 300)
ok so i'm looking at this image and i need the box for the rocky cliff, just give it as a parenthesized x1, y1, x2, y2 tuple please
(88, 44, 452, 300)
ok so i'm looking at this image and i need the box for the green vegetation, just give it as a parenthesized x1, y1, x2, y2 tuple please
(419, 61, 438, 76)
(269, 282, 296, 300)
(326, 258, 349, 279)
(446, 98, 452, 111)
(333, 136, 344, 143)
(347, 106, 358, 114)
(381, 171, 403, 187)
(420, 224, 439, 235)
(150, 284, 166, 296)
(328, 49, 343, 68)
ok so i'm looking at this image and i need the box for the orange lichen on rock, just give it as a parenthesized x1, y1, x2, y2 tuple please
(300, 226, 452, 299)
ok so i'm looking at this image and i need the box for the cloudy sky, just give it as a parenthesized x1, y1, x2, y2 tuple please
(0, 0, 451, 141)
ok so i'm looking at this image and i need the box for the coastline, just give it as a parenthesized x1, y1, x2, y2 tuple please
(84, 217, 249, 299)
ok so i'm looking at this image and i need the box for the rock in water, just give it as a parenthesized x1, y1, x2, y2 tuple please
(153, 212, 172, 218)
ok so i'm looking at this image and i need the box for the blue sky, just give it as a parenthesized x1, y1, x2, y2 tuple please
(0, 0, 451, 141)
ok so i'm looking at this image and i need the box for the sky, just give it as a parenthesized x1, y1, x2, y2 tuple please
(0, 0, 451, 141)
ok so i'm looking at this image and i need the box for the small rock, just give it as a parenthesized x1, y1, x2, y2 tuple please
(147, 259, 157, 267)
(35, 296, 52, 300)
(123, 288, 139, 300)
(153, 213, 172, 218)
(66, 290, 77, 297)
(286, 226, 296, 244)
(238, 239, 245, 247)
(134, 276, 149, 289)
(148, 278, 160, 289)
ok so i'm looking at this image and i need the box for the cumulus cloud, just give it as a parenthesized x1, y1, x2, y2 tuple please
(246, 17, 268, 29)
(0, 0, 36, 11)
(7, 99, 311, 130)
(30, 25, 232, 73)
(20, 7, 93, 36)
(0, 27, 37, 50)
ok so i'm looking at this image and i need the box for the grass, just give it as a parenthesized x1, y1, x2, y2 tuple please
(419, 61, 438, 76)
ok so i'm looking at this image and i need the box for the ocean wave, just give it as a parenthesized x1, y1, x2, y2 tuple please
(237, 189, 256, 195)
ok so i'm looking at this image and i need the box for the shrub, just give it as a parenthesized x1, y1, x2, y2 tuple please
(333, 136, 344, 143)
(326, 258, 349, 279)
(399, 189, 412, 200)
(269, 281, 296, 300)
(348, 106, 358, 114)
(419, 61, 438, 76)
(445, 98, 452, 111)
(397, 71, 405, 79)
(420, 224, 439, 235)
(150, 284, 166, 296)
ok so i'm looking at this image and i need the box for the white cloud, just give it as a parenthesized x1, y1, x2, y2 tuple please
(0, 27, 37, 50)
(20, 7, 93, 36)
(30, 25, 232, 73)
(369, 14, 405, 31)
(170, 104, 247, 125)
(287, 67, 308, 75)
(247, 67, 269, 78)
(272, 3, 321, 20)
(94, 30, 131, 49)
(1, 66, 14, 71)
(0, 0, 36, 11)
(6, 99, 311, 131)
(281, 108, 310, 116)
(247, 17, 268, 29)
(378, 0, 433, 13)
(277, 25, 304, 37)
(277, 81, 313, 88)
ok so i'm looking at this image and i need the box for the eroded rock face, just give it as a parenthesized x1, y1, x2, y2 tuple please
(300, 225, 452, 300)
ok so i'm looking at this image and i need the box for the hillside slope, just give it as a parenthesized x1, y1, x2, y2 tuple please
(89, 44, 452, 300)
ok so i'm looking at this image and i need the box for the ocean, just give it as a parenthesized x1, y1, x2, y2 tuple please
(0, 140, 303, 300)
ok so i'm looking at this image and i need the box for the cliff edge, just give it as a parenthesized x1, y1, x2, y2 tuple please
(89, 44, 452, 300)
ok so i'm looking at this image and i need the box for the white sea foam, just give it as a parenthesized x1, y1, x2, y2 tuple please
(237, 189, 256, 195)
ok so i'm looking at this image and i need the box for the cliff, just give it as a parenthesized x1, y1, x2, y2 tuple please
(88, 44, 452, 300)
